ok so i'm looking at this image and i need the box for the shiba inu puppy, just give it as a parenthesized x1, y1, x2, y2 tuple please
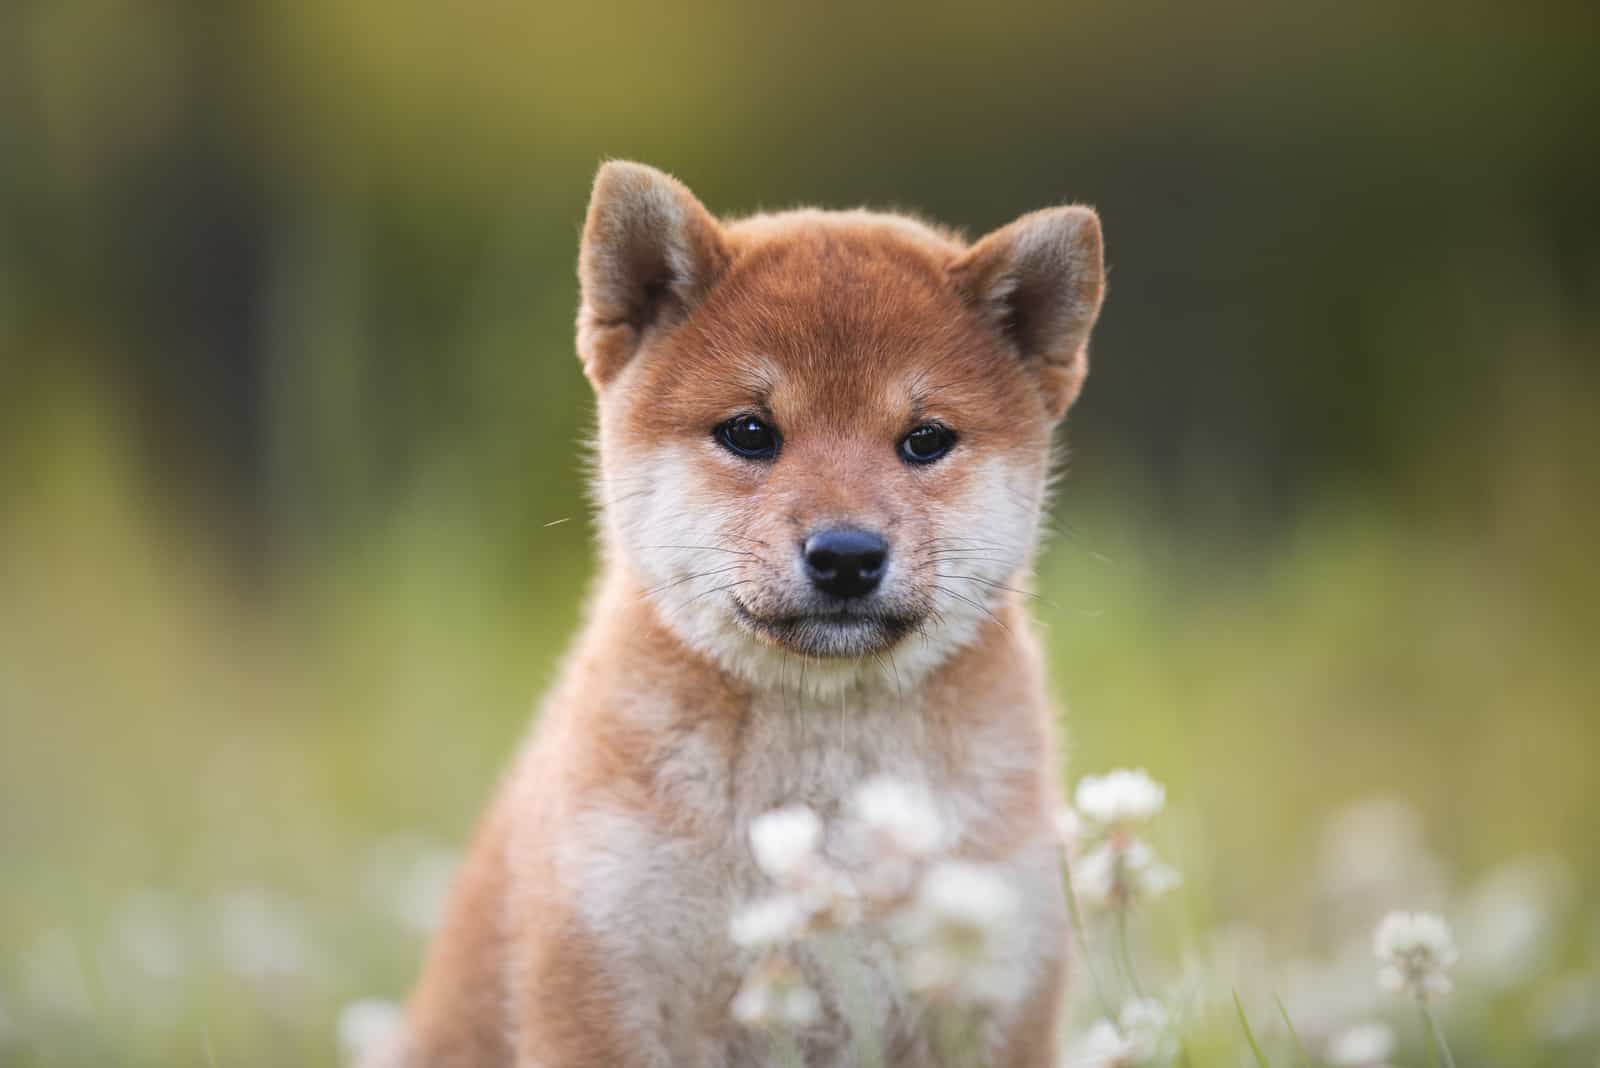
(383, 161, 1106, 1067)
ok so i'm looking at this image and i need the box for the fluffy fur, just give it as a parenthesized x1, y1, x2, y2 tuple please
(379, 161, 1107, 1067)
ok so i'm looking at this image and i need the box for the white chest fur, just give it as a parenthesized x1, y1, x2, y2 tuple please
(549, 689, 1065, 1067)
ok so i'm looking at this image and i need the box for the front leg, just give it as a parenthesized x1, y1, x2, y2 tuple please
(512, 911, 673, 1068)
(380, 807, 518, 1068)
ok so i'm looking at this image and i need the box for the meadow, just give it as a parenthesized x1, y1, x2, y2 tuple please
(1, 411, 1594, 1065)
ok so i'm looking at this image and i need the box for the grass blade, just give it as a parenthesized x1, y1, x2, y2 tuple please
(1274, 993, 1314, 1066)
(1234, 991, 1273, 1068)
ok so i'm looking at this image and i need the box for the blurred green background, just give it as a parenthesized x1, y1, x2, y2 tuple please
(1, 2, 1596, 1065)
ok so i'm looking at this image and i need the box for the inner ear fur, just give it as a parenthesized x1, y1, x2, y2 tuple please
(948, 205, 1105, 420)
(576, 161, 730, 387)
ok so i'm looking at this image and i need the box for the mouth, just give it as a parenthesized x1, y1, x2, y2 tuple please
(732, 599, 918, 658)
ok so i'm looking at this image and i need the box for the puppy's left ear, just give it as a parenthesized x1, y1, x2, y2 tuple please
(577, 161, 730, 388)
(949, 206, 1105, 420)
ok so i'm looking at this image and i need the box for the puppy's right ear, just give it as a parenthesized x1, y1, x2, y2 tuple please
(576, 161, 730, 388)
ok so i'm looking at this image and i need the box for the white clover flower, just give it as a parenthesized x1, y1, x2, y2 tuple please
(1073, 839, 1181, 911)
(362, 833, 460, 934)
(1457, 855, 1571, 990)
(1068, 1008, 1170, 1068)
(1317, 799, 1450, 911)
(1067, 1018, 1137, 1067)
(1073, 843, 1118, 906)
(729, 894, 812, 949)
(1055, 805, 1082, 845)
(844, 777, 946, 905)
(1326, 1020, 1396, 1066)
(850, 776, 945, 858)
(909, 860, 1020, 936)
(730, 957, 822, 1030)
(215, 889, 321, 981)
(749, 806, 823, 885)
(1075, 769, 1166, 827)
(1068, 1016, 1132, 1068)
(895, 861, 1021, 1005)
(1374, 911, 1457, 998)
(1117, 998, 1173, 1061)
(336, 998, 403, 1065)
(110, 889, 190, 980)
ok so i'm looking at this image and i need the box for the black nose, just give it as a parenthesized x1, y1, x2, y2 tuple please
(803, 528, 889, 599)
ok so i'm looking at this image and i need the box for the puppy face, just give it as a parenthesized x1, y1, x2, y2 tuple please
(577, 164, 1104, 685)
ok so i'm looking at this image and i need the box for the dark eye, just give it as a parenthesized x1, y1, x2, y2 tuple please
(716, 415, 780, 460)
(899, 424, 956, 464)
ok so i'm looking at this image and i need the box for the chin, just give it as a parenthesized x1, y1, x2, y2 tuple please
(732, 600, 919, 659)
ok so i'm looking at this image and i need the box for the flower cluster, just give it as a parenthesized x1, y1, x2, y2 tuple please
(1048, 770, 1184, 1067)
(894, 860, 1022, 1003)
(1062, 769, 1180, 912)
(1068, 998, 1175, 1067)
(1374, 911, 1458, 999)
(1326, 1020, 1396, 1067)
(730, 954, 822, 1029)
(727, 776, 1019, 1033)
(1075, 769, 1167, 826)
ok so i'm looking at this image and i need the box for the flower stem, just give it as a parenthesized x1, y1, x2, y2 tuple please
(1115, 905, 1146, 1000)
(1060, 849, 1115, 1018)
(1418, 996, 1457, 1068)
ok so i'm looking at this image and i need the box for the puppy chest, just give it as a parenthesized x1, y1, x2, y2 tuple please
(563, 808, 932, 1065)
(557, 705, 1049, 1064)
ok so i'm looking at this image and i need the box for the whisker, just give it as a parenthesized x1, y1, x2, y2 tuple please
(933, 573, 1043, 601)
(883, 648, 905, 704)
(689, 579, 754, 603)
(870, 649, 904, 706)
(659, 579, 754, 625)
(639, 544, 758, 557)
(641, 565, 743, 598)
(930, 583, 1011, 633)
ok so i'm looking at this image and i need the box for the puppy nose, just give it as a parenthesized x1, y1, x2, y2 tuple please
(803, 528, 889, 599)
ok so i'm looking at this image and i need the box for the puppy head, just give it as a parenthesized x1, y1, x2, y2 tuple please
(577, 161, 1104, 688)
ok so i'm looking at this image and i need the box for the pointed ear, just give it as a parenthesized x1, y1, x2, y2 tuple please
(949, 205, 1105, 420)
(576, 161, 730, 388)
